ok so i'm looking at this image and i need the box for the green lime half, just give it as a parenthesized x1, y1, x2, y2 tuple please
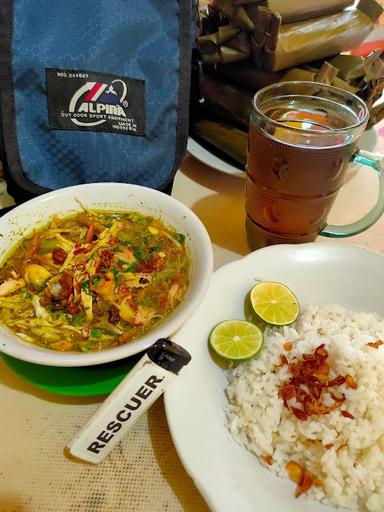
(250, 281, 299, 326)
(208, 320, 263, 361)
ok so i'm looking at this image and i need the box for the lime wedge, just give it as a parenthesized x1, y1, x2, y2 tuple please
(250, 282, 299, 326)
(208, 320, 263, 361)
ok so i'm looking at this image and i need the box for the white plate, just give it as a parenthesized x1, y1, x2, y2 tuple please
(187, 136, 246, 178)
(187, 126, 379, 178)
(165, 243, 384, 512)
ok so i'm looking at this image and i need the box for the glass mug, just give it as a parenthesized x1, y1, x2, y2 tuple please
(246, 81, 384, 249)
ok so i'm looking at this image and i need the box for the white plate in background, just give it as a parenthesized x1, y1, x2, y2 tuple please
(187, 126, 379, 179)
(187, 136, 246, 178)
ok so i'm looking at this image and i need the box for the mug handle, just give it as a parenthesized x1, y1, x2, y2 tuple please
(321, 149, 384, 238)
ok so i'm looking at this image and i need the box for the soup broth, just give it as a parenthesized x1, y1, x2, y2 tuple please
(0, 210, 190, 352)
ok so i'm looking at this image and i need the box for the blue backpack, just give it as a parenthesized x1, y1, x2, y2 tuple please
(0, 1, 194, 208)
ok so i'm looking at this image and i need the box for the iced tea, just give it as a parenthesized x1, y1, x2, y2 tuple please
(246, 83, 367, 249)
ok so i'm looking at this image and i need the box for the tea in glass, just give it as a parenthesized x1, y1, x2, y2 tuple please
(246, 82, 369, 249)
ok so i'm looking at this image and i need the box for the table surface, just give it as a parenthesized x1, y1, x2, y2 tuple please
(1, 131, 384, 512)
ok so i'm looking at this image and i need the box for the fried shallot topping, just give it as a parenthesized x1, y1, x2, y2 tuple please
(345, 374, 357, 389)
(278, 344, 357, 421)
(261, 454, 273, 466)
(367, 340, 384, 349)
(286, 461, 314, 498)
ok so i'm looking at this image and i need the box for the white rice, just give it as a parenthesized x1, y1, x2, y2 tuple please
(226, 305, 384, 511)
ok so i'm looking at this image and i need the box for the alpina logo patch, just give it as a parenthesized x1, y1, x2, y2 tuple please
(46, 68, 145, 136)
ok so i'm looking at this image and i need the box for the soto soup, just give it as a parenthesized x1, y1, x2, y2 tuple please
(0, 210, 190, 352)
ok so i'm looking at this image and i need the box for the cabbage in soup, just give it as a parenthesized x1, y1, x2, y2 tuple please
(0, 210, 190, 352)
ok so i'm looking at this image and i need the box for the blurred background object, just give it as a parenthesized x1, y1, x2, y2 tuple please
(191, 0, 384, 169)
